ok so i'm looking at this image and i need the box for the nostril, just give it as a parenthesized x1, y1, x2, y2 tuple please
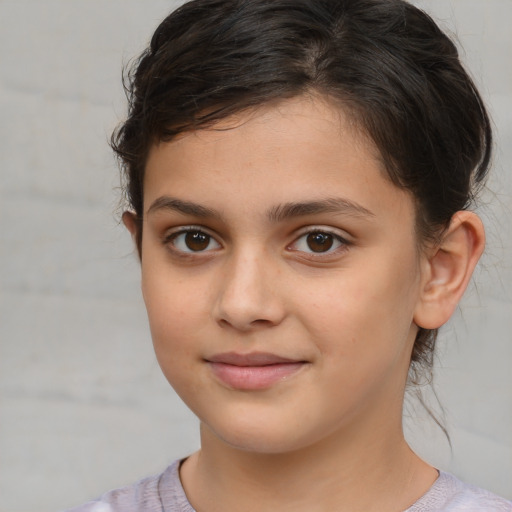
(213, 266, 286, 330)
(217, 316, 276, 331)
(251, 318, 273, 326)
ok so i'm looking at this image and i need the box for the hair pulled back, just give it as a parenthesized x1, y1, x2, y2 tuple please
(112, 0, 492, 383)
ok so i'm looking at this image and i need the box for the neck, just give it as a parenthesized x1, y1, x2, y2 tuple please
(180, 412, 437, 512)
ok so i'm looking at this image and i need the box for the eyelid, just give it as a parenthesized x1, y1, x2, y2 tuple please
(287, 226, 352, 257)
(291, 225, 352, 243)
(160, 224, 351, 259)
(162, 225, 222, 254)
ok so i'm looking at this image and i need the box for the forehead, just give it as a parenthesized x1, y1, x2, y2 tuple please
(143, 95, 412, 223)
(148, 94, 379, 167)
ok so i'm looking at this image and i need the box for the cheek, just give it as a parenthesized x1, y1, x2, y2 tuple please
(142, 257, 209, 325)
(144, 295, 205, 400)
(141, 269, 205, 370)
(295, 253, 420, 360)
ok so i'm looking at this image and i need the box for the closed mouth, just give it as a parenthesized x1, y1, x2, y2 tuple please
(205, 351, 305, 366)
(205, 352, 308, 390)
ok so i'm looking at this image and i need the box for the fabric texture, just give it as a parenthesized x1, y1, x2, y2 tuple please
(64, 460, 512, 512)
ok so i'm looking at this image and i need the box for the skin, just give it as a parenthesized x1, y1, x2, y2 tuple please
(124, 95, 485, 511)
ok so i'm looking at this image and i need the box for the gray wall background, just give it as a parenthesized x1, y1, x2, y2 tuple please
(0, 1, 510, 510)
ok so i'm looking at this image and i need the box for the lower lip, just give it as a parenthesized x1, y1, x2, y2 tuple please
(208, 362, 306, 390)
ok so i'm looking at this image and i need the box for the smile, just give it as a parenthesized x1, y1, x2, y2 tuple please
(205, 352, 308, 390)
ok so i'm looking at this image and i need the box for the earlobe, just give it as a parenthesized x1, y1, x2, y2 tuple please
(414, 211, 485, 330)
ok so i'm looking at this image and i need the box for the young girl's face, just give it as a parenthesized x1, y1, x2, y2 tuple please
(137, 95, 428, 454)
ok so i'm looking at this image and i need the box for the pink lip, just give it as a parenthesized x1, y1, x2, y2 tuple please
(206, 352, 307, 390)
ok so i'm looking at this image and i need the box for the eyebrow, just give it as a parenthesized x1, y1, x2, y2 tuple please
(147, 197, 222, 219)
(267, 197, 375, 222)
(146, 196, 374, 222)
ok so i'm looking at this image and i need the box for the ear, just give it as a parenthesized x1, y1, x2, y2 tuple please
(122, 210, 138, 236)
(414, 211, 485, 330)
(122, 211, 142, 259)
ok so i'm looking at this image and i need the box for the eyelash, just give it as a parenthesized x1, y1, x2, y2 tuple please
(288, 228, 351, 259)
(163, 226, 221, 256)
(162, 226, 351, 260)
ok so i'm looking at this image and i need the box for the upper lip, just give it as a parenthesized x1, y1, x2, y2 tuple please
(206, 352, 304, 366)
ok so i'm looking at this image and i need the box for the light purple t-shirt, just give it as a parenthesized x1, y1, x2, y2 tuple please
(64, 460, 512, 511)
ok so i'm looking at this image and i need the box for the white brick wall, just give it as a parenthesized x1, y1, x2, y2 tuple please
(0, 1, 510, 510)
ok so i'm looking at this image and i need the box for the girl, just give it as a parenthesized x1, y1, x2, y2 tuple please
(69, 0, 511, 510)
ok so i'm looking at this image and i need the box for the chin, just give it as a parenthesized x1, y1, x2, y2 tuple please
(201, 411, 328, 456)
(214, 428, 305, 454)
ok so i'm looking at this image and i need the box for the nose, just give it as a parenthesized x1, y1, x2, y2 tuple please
(213, 250, 286, 331)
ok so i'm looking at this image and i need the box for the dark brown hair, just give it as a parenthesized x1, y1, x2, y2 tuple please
(111, 0, 492, 383)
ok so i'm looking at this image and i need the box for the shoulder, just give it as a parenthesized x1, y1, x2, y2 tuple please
(62, 460, 194, 512)
(407, 471, 512, 512)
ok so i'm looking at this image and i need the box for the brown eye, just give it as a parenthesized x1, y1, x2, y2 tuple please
(168, 229, 221, 253)
(306, 232, 334, 252)
(185, 231, 210, 251)
(288, 229, 347, 257)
